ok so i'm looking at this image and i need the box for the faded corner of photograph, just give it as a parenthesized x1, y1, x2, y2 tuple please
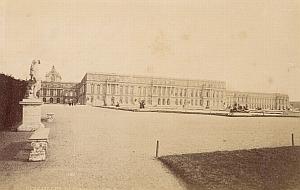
(0, 0, 300, 190)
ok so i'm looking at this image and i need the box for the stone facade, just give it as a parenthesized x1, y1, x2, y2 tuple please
(78, 73, 228, 110)
(41, 66, 78, 104)
(40, 67, 290, 110)
(226, 91, 289, 110)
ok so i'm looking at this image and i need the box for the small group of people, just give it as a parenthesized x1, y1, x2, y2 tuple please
(68, 100, 76, 106)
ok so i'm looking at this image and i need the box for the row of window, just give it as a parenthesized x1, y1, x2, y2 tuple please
(227, 98, 288, 105)
(43, 97, 60, 103)
(43, 97, 76, 104)
(88, 83, 225, 98)
(42, 88, 76, 97)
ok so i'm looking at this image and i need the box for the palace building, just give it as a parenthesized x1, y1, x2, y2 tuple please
(77, 72, 290, 110)
(226, 91, 289, 111)
(41, 66, 78, 104)
(77, 72, 227, 110)
(40, 66, 290, 110)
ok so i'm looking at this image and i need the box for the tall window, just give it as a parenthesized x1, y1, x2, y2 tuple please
(97, 85, 100, 94)
(120, 86, 123, 95)
(162, 87, 166, 95)
(111, 85, 116, 95)
(153, 86, 157, 94)
(107, 84, 111, 94)
(91, 84, 95, 94)
(130, 86, 134, 95)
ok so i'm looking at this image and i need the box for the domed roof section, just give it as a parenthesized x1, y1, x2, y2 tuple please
(45, 65, 62, 82)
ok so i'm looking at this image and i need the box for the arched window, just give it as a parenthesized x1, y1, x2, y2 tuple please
(50, 98, 53, 103)
(43, 98, 46, 102)
(158, 98, 161, 105)
(97, 85, 100, 94)
(167, 99, 170, 105)
(57, 98, 60, 103)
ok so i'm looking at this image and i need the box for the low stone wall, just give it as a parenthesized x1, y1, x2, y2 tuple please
(0, 74, 28, 130)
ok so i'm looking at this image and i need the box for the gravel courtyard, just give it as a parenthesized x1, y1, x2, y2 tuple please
(1, 104, 300, 190)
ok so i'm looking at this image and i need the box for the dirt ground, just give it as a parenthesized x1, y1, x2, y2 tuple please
(0, 104, 300, 190)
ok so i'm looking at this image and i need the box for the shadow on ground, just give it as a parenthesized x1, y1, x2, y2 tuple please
(0, 142, 29, 161)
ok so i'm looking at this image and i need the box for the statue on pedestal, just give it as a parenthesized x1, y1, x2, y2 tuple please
(18, 59, 44, 132)
(28, 60, 41, 99)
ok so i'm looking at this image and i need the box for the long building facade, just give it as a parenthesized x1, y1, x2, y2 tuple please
(40, 66, 290, 110)
(77, 73, 227, 110)
(77, 72, 290, 110)
(226, 91, 289, 111)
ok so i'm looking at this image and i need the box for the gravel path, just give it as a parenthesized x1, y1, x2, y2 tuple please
(1, 104, 299, 190)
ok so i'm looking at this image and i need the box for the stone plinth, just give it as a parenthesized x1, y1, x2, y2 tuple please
(17, 98, 44, 132)
(29, 141, 47, 161)
(28, 127, 50, 161)
(46, 113, 55, 122)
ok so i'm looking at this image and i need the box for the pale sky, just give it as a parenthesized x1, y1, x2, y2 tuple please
(0, 0, 299, 100)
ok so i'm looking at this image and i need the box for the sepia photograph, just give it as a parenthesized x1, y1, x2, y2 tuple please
(0, 0, 300, 189)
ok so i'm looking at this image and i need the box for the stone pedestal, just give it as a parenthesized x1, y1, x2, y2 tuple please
(17, 98, 44, 132)
(46, 113, 55, 122)
(29, 141, 47, 161)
